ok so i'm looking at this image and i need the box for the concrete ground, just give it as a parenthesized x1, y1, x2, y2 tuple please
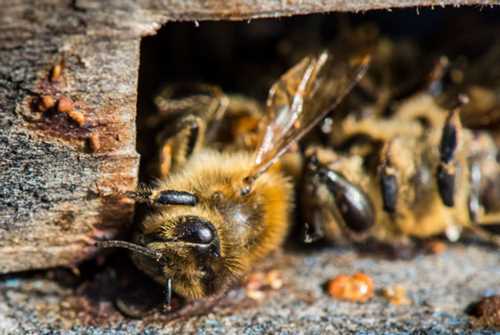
(0, 243, 499, 334)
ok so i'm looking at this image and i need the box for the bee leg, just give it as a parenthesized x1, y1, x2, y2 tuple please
(156, 114, 206, 178)
(476, 213, 500, 232)
(196, 86, 229, 142)
(436, 109, 461, 207)
(152, 83, 229, 132)
(301, 156, 326, 243)
(153, 84, 229, 142)
(379, 141, 398, 214)
(221, 95, 264, 149)
(163, 277, 173, 312)
(426, 56, 450, 96)
(158, 142, 173, 179)
(470, 210, 500, 242)
(313, 162, 375, 233)
(304, 218, 324, 243)
(151, 84, 230, 178)
(467, 157, 500, 244)
(380, 172, 398, 213)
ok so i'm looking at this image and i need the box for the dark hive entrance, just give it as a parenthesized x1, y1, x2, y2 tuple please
(136, 7, 500, 183)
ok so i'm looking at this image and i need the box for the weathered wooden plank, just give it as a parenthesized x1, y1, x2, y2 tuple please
(0, 1, 144, 272)
(142, 0, 500, 21)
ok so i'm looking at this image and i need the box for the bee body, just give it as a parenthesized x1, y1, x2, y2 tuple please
(133, 150, 292, 299)
(303, 92, 500, 246)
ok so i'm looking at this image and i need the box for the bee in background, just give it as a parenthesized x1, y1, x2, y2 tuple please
(301, 48, 500, 250)
(96, 51, 370, 313)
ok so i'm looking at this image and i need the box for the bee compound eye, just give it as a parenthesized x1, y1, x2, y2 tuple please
(176, 216, 216, 244)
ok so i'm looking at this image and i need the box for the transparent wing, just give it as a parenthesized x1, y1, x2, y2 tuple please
(246, 50, 370, 182)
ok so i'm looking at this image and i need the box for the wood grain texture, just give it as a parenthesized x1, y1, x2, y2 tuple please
(0, 1, 145, 272)
(142, 0, 499, 21)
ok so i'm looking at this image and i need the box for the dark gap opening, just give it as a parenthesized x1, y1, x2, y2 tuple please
(136, 6, 500, 183)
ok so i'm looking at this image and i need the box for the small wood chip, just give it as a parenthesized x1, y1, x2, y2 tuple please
(37, 95, 55, 113)
(67, 110, 85, 126)
(381, 285, 411, 305)
(327, 272, 374, 303)
(57, 96, 74, 114)
(425, 240, 447, 255)
(245, 270, 284, 301)
(266, 270, 283, 290)
(55, 97, 86, 126)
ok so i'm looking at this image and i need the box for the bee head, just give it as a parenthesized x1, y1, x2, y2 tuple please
(97, 188, 231, 300)
(131, 210, 228, 299)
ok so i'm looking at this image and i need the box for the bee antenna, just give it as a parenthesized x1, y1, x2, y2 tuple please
(93, 183, 153, 204)
(95, 240, 165, 264)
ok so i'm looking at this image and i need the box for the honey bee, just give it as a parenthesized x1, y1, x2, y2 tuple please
(301, 49, 500, 249)
(97, 51, 370, 310)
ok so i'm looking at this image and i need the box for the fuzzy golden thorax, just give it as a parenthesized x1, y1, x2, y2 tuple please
(132, 150, 292, 300)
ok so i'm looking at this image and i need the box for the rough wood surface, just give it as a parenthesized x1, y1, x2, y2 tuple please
(144, 0, 500, 20)
(0, 2, 145, 272)
(1, 0, 499, 274)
